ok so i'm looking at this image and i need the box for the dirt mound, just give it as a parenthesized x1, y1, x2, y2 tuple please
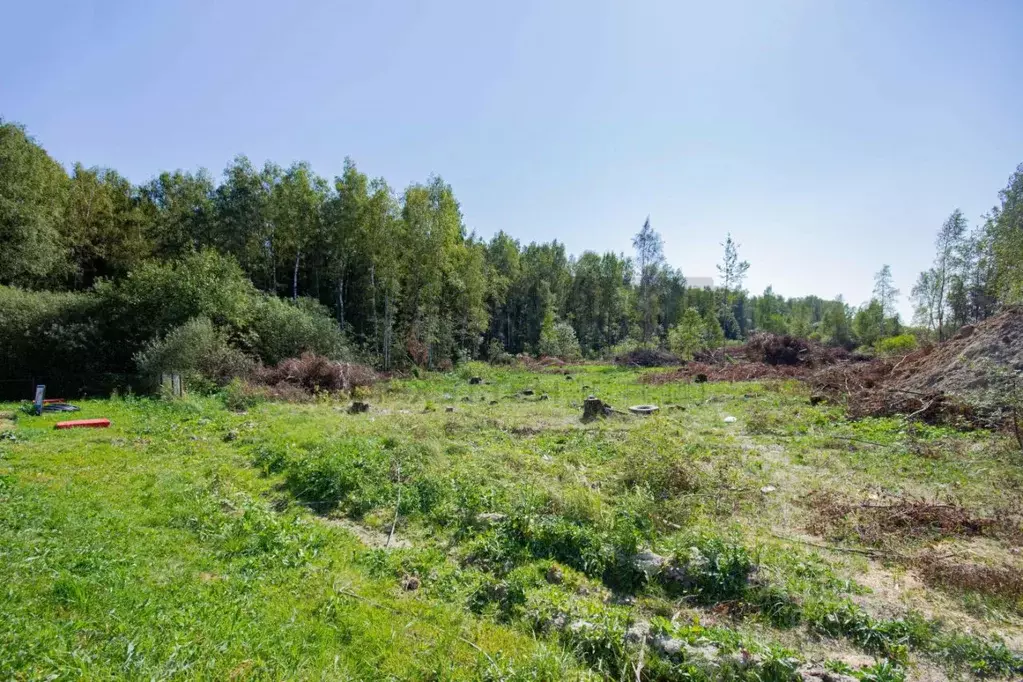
(885, 309, 1023, 402)
(809, 309, 1023, 424)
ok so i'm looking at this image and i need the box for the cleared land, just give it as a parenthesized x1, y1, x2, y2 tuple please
(2, 364, 1022, 681)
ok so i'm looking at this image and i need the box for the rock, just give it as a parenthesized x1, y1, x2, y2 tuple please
(723, 416, 737, 423)
(550, 613, 568, 630)
(401, 574, 421, 591)
(631, 549, 667, 579)
(443, 393, 453, 400)
(545, 565, 564, 584)
(469, 376, 483, 385)
(760, 485, 777, 494)
(582, 385, 591, 390)
(349, 401, 370, 414)
(567, 620, 593, 633)
(223, 429, 239, 442)
(489, 400, 498, 405)
(623, 621, 650, 645)
(798, 666, 856, 682)
(651, 635, 684, 657)
(475, 512, 508, 527)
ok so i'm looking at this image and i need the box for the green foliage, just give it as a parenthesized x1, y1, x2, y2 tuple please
(875, 333, 918, 356)
(135, 316, 255, 389)
(667, 307, 706, 360)
(246, 295, 349, 364)
(0, 121, 69, 285)
(703, 308, 725, 349)
(538, 312, 581, 359)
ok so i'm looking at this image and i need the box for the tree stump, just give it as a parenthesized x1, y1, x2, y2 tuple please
(582, 395, 611, 421)
(469, 376, 483, 385)
(349, 401, 370, 414)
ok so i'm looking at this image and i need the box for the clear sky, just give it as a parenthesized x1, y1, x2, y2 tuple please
(3, 0, 1021, 319)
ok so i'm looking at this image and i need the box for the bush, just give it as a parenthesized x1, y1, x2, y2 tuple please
(875, 334, 918, 356)
(667, 308, 706, 360)
(134, 316, 256, 390)
(0, 286, 106, 398)
(246, 296, 349, 365)
(95, 250, 257, 364)
(538, 318, 581, 360)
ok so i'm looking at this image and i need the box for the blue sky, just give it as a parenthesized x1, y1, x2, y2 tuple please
(3, 0, 1021, 318)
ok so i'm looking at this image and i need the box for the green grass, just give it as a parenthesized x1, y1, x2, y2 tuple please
(2, 364, 1022, 680)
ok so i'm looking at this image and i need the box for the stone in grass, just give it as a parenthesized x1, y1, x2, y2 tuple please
(760, 485, 777, 494)
(623, 621, 650, 645)
(474, 512, 507, 527)
(798, 667, 856, 682)
(631, 549, 666, 579)
(401, 574, 421, 591)
(723, 415, 737, 423)
(349, 401, 370, 414)
(445, 406, 455, 413)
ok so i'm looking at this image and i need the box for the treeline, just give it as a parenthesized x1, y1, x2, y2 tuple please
(3, 119, 1023, 387)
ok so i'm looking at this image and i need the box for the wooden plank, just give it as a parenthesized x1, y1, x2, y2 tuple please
(55, 419, 110, 430)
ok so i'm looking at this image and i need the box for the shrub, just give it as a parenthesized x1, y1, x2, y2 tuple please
(246, 296, 349, 365)
(221, 378, 268, 411)
(95, 250, 257, 364)
(135, 316, 255, 390)
(0, 286, 105, 398)
(875, 334, 918, 356)
(538, 317, 581, 360)
(667, 308, 706, 360)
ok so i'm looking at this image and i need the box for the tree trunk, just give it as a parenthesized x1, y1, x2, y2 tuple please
(336, 272, 345, 331)
(292, 251, 301, 301)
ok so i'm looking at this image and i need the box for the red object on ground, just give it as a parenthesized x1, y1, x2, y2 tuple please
(55, 419, 110, 430)
(42, 399, 66, 404)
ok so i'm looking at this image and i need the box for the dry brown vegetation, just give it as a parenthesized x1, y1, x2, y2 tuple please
(805, 492, 1012, 547)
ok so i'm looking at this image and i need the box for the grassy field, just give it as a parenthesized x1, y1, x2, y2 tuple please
(2, 364, 1022, 681)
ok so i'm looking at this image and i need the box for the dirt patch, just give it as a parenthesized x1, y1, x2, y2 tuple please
(805, 493, 1011, 547)
(322, 516, 411, 549)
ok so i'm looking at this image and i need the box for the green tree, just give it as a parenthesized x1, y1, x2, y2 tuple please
(0, 122, 69, 285)
(667, 307, 705, 359)
(872, 265, 900, 335)
(632, 217, 664, 344)
(703, 308, 725, 350)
